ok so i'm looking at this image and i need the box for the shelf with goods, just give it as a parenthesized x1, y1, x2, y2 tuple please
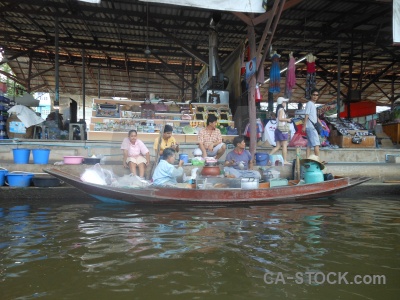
(325, 117, 376, 148)
(87, 131, 237, 143)
(88, 98, 237, 142)
(92, 98, 233, 108)
(91, 98, 233, 116)
(0, 94, 11, 139)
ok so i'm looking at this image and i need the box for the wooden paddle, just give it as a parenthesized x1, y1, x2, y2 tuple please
(149, 123, 165, 179)
(295, 147, 301, 180)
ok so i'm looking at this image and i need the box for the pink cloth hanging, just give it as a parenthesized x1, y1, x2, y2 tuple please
(286, 55, 296, 94)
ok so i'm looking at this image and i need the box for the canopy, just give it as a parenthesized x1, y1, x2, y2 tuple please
(14, 93, 40, 107)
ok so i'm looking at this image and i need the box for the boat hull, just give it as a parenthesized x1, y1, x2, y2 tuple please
(44, 168, 371, 205)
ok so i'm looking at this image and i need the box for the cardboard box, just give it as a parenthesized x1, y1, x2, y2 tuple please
(6, 114, 34, 139)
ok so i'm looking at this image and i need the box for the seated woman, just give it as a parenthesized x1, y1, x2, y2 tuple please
(153, 125, 179, 157)
(224, 136, 261, 179)
(121, 130, 150, 179)
(152, 147, 184, 186)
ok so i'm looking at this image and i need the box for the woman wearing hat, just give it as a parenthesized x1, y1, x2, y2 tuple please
(269, 97, 292, 165)
(153, 125, 179, 156)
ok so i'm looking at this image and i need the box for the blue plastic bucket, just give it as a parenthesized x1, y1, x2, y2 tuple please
(12, 148, 31, 164)
(179, 153, 189, 164)
(255, 152, 269, 166)
(32, 149, 50, 164)
(6, 173, 34, 187)
(0, 169, 8, 186)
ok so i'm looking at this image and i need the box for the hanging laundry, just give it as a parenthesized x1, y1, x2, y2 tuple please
(269, 52, 281, 94)
(285, 52, 296, 99)
(243, 118, 264, 139)
(305, 53, 316, 100)
(262, 119, 277, 146)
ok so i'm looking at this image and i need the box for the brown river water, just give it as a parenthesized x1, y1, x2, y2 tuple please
(1, 187, 399, 300)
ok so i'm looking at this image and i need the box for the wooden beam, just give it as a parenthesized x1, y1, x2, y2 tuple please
(253, 0, 304, 26)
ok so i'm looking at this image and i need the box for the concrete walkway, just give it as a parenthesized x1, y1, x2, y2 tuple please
(1, 139, 400, 184)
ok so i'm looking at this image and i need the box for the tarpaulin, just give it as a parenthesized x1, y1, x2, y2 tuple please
(339, 101, 376, 118)
(7, 105, 44, 128)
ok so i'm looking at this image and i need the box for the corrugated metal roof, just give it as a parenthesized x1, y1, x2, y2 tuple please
(0, 0, 398, 106)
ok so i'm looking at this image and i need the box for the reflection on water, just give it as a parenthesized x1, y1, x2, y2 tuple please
(1, 196, 399, 300)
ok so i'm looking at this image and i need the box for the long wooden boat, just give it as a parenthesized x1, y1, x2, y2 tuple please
(44, 168, 371, 205)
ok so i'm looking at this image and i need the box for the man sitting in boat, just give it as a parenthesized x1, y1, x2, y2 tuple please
(196, 114, 226, 160)
(153, 125, 179, 157)
(223, 136, 261, 179)
(152, 147, 184, 186)
(121, 130, 150, 179)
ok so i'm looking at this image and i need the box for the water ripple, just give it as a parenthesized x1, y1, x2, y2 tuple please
(0, 198, 399, 299)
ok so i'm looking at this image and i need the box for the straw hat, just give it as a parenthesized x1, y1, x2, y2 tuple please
(300, 154, 325, 170)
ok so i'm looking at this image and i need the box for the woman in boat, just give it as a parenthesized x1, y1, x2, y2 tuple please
(224, 136, 261, 179)
(153, 124, 179, 156)
(121, 130, 150, 179)
(269, 97, 292, 165)
(152, 147, 184, 186)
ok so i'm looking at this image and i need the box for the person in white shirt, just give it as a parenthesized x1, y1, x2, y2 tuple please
(302, 88, 326, 158)
(269, 97, 292, 165)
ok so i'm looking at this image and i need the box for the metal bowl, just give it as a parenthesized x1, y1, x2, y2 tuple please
(33, 177, 62, 187)
(84, 157, 101, 165)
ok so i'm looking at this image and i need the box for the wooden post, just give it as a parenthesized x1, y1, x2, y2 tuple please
(247, 22, 257, 157)
(296, 147, 301, 180)
(150, 122, 165, 179)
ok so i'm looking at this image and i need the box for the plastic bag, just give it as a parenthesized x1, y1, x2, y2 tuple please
(288, 133, 308, 147)
(80, 164, 117, 185)
(112, 174, 150, 188)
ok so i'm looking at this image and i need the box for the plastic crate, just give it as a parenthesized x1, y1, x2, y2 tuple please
(269, 178, 289, 188)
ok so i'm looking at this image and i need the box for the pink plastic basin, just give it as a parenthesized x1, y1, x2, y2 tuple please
(63, 156, 84, 165)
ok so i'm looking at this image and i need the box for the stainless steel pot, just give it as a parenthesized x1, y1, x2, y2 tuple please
(241, 178, 259, 189)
